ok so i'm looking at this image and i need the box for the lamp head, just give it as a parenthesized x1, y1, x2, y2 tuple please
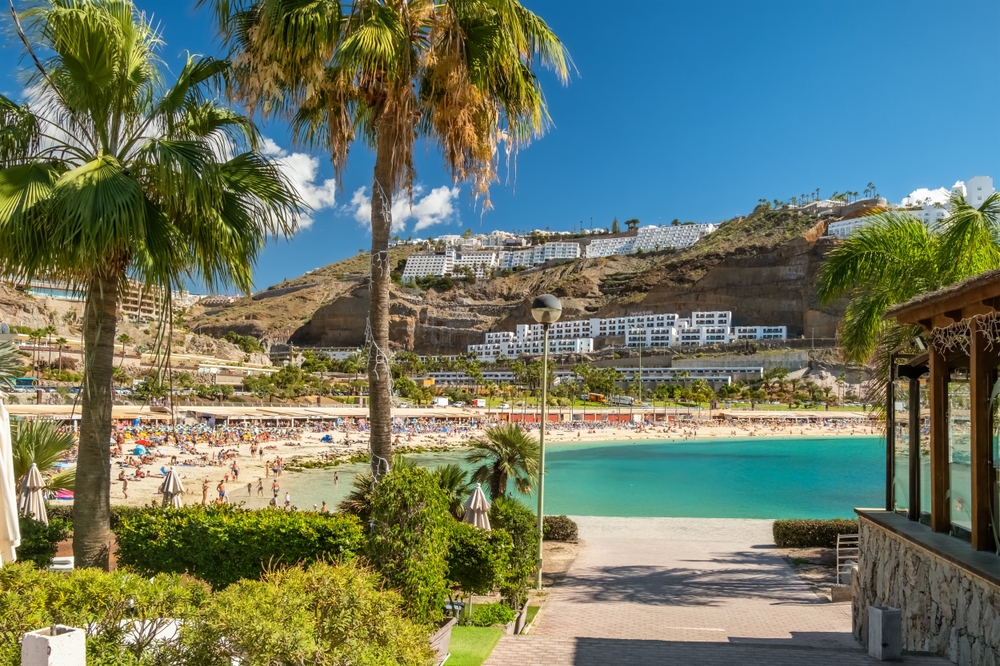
(531, 294, 562, 324)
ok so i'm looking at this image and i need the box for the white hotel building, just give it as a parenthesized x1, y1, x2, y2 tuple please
(467, 310, 787, 361)
(828, 176, 994, 240)
(585, 224, 716, 258)
(402, 241, 580, 281)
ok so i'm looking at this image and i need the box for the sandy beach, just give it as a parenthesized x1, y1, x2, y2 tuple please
(96, 413, 879, 508)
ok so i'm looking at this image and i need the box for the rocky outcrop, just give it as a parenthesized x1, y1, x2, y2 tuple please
(853, 517, 1000, 665)
(637, 223, 844, 337)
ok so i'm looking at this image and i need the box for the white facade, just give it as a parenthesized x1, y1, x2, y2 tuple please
(966, 176, 995, 207)
(585, 236, 636, 258)
(400, 248, 456, 280)
(453, 250, 499, 279)
(467, 337, 593, 362)
(634, 224, 717, 252)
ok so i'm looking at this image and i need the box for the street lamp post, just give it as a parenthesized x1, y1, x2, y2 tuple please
(531, 294, 561, 591)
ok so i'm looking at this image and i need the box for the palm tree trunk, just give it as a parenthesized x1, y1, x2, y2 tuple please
(74, 274, 118, 570)
(368, 134, 394, 479)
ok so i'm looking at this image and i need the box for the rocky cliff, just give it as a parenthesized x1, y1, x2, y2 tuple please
(188, 206, 848, 353)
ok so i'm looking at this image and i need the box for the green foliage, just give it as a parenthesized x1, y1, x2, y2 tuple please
(772, 519, 859, 548)
(15, 516, 70, 568)
(448, 626, 504, 666)
(133, 376, 168, 400)
(176, 562, 434, 666)
(435, 464, 474, 519)
(488, 497, 538, 609)
(446, 522, 512, 597)
(0, 563, 210, 666)
(466, 602, 515, 627)
(368, 467, 451, 625)
(467, 424, 539, 500)
(115, 505, 364, 589)
(244, 364, 331, 399)
(543, 515, 578, 542)
(223, 331, 265, 354)
(11, 420, 75, 491)
(413, 275, 456, 292)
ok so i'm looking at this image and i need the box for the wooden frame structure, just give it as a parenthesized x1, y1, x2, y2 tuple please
(887, 269, 1000, 552)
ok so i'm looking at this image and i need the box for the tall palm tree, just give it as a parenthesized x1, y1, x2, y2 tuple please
(817, 192, 1000, 377)
(55, 337, 67, 372)
(0, 0, 302, 569)
(467, 423, 538, 500)
(12, 420, 75, 495)
(207, 0, 568, 479)
(0, 341, 21, 385)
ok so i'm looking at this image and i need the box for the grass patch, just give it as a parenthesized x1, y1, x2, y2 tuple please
(526, 605, 540, 625)
(447, 626, 504, 666)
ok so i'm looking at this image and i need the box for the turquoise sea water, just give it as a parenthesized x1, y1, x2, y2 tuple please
(257, 436, 883, 519)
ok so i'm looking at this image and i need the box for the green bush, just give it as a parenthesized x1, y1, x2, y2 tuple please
(543, 515, 578, 542)
(176, 562, 434, 665)
(368, 467, 451, 626)
(0, 562, 209, 666)
(488, 496, 538, 609)
(16, 516, 70, 568)
(115, 505, 364, 589)
(772, 519, 858, 548)
(467, 602, 515, 627)
(446, 521, 512, 597)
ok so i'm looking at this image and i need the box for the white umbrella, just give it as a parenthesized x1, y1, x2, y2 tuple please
(18, 463, 47, 525)
(463, 483, 491, 531)
(0, 400, 20, 565)
(161, 468, 185, 508)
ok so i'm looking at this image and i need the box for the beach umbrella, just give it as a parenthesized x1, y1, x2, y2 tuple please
(463, 484, 491, 531)
(0, 400, 20, 565)
(161, 468, 185, 508)
(17, 463, 48, 525)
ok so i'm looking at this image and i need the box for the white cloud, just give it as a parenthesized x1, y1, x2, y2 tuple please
(261, 138, 337, 229)
(900, 180, 971, 207)
(349, 184, 461, 233)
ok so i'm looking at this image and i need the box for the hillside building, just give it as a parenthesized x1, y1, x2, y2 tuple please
(402, 241, 581, 281)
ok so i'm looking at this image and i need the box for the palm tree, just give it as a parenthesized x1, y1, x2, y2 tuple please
(117, 334, 132, 360)
(0, 341, 21, 388)
(817, 192, 1000, 366)
(434, 464, 474, 520)
(55, 337, 67, 372)
(44, 325, 56, 369)
(0, 1, 301, 569)
(12, 420, 75, 495)
(207, 0, 568, 480)
(467, 423, 539, 500)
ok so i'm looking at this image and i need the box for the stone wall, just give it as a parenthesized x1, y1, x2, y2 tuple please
(853, 518, 1000, 664)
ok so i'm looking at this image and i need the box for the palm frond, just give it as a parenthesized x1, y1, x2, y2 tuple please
(11, 420, 76, 488)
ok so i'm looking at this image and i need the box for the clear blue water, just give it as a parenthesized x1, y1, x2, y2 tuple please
(268, 437, 883, 519)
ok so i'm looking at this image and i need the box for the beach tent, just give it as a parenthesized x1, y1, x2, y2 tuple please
(161, 468, 185, 509)
(0, 400, 20, 565)
(17, 463, 47, 525)
(133, 444, 148, 455)
(463, 484, 491, 531)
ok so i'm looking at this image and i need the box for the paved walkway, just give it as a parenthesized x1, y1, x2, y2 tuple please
(485, 517, 949, 666)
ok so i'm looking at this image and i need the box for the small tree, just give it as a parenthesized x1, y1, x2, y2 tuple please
(368, 468, 450, 625)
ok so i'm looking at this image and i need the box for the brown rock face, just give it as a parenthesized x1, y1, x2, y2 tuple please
(637, 224, 844, 337)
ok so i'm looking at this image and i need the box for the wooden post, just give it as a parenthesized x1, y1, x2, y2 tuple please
(886, 368, 895, 511)
(928, 345, 950, 533)
(908, 375, 921, 522)
(969, 318, 994, 550)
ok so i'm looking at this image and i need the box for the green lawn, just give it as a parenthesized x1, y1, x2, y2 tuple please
(447, 626, 504, 666)
(525, 605, 539, 626)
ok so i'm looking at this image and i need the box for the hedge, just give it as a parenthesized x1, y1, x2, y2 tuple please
(115, 505, 364, 589)
(772, 519, 858, 548)
(16, 516, 71, 568)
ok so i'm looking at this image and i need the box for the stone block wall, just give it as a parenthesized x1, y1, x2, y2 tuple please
(852, 518, 1000, 664)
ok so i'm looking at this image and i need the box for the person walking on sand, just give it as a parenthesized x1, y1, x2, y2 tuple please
(284, 492, 290, 508)
(121, 477, 128, 499)
(217, 479, 227, 504)
(247, 482, 252, 496)
(272, 478, 280, 498)
(321, 501, 327, 513)
(202, 479, 209, 505)
(257, 478, 264, 497)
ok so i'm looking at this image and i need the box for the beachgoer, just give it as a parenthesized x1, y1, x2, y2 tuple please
(202, 480, 209, 505)
(272, 479, 279, 497)
(321, 501, 327, 513)
(257, 478, 264, 497)
(217, 480, 227, 504)
(247, 482, 252, 496)
(284, 492, 290, 508)
(334, 471, 338, 486)
(121, 478, 128, 499)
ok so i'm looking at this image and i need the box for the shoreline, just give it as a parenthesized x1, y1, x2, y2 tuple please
(95, 418, 880, 508)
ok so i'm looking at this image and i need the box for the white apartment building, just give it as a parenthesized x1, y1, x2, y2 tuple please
(634, 224, 717, 252)
(467, 337, 593, 362)
(585, 236, 636, 258)
(966, 176, 995, 207)
(401, 248, 456, 280)
(453, 250, 499, 279)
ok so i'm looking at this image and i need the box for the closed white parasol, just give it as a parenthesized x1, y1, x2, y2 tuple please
(462, 483, 491, 531)
(161, 468, 185, 508)
(18, 463, 48, 525)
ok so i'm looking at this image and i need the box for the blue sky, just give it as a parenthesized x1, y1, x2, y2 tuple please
(1, 0, 998, 292)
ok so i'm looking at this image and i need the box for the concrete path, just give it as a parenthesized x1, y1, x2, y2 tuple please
(485, 517, 948, 666)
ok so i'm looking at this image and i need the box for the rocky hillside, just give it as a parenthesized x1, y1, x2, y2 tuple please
(187, 205, 848, 354)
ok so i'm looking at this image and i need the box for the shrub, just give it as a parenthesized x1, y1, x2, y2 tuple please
(772, 519, 859, 548)
(446, 521, 512, 598)
(115, 505, 364, 589)
(0, 563, 209, 666)
(488, 496, 538, 609)
(543, 515, 578, 542)
(177, 562, 434, 666)
(368, 467, 451, 625)
(467, 602, 516, 627)
(16, 515, 70, 568)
